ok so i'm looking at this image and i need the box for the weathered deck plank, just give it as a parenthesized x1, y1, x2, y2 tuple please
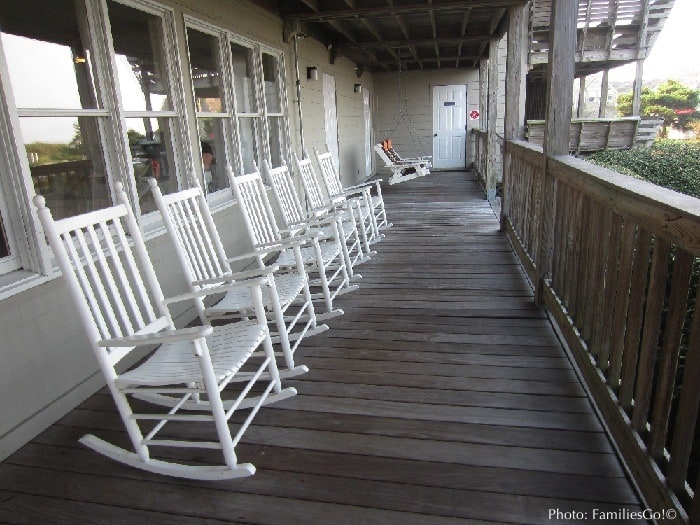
(0, 171, 644, 524)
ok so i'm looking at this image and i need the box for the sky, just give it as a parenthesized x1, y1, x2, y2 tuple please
(609, 0, 700, 82)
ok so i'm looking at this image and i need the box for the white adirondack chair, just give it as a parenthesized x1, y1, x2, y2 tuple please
(34, 184, 295, 480)
(263, 160, 366, 280)
(148, 178, 325, 379)
(293, 152, 376, 254)
(314, 147, 392, 235)
(230, 166, 354, 319)
(374, 142, 431, 185)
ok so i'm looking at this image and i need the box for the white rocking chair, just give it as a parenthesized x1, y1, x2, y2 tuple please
(148, 178, 325, 380)
(374, 141, 431, 185)
(293, 152, 376, 253)
(263, 160, 366, 280)
(314, 147, 392, 235)
(230, 166, 354, 319)
(34, 184, 295, 480)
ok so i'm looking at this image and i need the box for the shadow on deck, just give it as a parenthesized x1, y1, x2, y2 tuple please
(0, 172, 645, 524)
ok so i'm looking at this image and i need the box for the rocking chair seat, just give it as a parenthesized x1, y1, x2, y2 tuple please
(277, 242, 341, 269)
(116, 321, 266, 387)
(207, 271, 306, 316)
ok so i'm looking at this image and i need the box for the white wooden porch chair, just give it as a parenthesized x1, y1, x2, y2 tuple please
(374, 142, 431, 185)
(34, 184, 295, 480)
(230, 166, 354, 319)
(314, 147, 392, 235)
(263, 160, 366, 279)
(293, 152, 376, 254)
(148, 178, 325, 379)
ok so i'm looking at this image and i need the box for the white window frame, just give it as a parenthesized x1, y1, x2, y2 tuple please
(103, 0, 192, 225)
(260, 48, 292, 169)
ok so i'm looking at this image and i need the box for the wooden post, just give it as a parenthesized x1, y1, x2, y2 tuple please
(502, 2, 529, 229)
(479, 59, 488, 130)
(599, 69, 609, 118)
(486, 37, 499, 203)
(632, 0, 650, 116)
(577, 76, 586, 118)
(536, 0, 577, 305)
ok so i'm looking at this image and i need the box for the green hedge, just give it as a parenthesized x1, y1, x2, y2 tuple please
(587, 140, 700, 199)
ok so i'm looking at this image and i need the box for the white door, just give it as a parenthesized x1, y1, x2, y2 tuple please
(323, 73, 339, 169)
(363, 88, 373, 179)
(432, 84, 467, 169)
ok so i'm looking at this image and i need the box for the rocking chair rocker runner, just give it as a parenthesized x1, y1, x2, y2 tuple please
(374, 139, 432, 185)
(149, 178, 323, 380)
(34, 184, 295, 480)
(313, 147, 392, 235)
(263, 160, 366, 279)
(231, 166, 354, 319)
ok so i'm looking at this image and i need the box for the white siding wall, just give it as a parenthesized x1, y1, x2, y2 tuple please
(291, 37, 374, 187)
(0, 0, 372, 459)
(373, 68, 480, 169)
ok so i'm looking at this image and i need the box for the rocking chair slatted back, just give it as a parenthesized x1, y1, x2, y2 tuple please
(230, 167, 281, 246)
(148, 180, 231, 287)
(315, 150, 344, 200)
(263, 160, 306, 227)
(34, 187, 170, 366)
(293, 153, 327, 211)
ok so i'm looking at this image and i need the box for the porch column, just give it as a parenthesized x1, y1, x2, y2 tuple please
(577, 76, 586, 118)
(501, 2, 529, 228)
(486, 37, 499, 203)
(536, 0, 576, 304)
(599, 70, 609, 118)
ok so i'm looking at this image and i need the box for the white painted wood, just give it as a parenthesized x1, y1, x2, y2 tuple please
(373, 142, 431, 185)
(33, 184, 293, 479)
(432, 84, 467, 169)
(149, 178, 320, 377)
(232, 165, 352, 318)
(264, 159, 365, 280)
(323, 73, 340, 171)
(363, 88, 373, 179)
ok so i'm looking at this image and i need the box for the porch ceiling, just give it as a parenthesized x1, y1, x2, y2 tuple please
(273, 0, 525, 73)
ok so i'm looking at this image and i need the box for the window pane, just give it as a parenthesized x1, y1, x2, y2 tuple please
(262, 53, 281, 113)
(108, 1, 171, 112)
(198, 117, 230, 192)
(0, 0, 98, 109)
(22, 117, 110, 220)
(126, 117, 178, 214)
(230, 42, 257, 113)
(187, 28, 223, 113)
(267, 116, 285, 167)
(237, 117, 259, 174)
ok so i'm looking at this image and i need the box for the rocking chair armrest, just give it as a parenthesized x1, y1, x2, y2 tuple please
(226, 245, 289, 262)
(163, 275, 272, 306)
(345, 179, 383, 191)
(99, 325, 214, 347)
(255, 235, 316, 251)
(190, 264, 280, 287)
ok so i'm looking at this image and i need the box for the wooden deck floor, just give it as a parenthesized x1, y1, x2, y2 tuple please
(0, 172, 645, 524)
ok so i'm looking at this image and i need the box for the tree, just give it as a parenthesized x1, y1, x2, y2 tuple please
(617, 79, 700, 138)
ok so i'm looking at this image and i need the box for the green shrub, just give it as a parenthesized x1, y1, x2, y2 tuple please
(587, 140, 700, 199)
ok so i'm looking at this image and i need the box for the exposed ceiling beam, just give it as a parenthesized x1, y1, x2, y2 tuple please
(371, 55, 480, 68)
(284, 1, 525, 22)
(339, 34, 491, 51)
(455, 8, 472, 67)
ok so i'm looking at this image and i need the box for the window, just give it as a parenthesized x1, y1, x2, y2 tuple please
(108, 0, 184, 215)
(186, 26, 231, 194)
(2, 0, 111, 222)
(230, 41, 261, 175)
(261, 52, 288, 168)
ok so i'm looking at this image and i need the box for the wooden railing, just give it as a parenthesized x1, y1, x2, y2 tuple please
(503, 139, 700, 524)
(473, 129, 503, 197)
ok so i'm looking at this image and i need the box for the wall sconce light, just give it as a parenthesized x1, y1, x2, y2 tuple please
(307, 66, 318, 81)
(354, 84, 362, 93)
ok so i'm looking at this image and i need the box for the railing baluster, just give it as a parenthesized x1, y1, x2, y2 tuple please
(619, 228, 653, 410)
(649, 249, 695, 459)
(632, 238, 671, 432)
